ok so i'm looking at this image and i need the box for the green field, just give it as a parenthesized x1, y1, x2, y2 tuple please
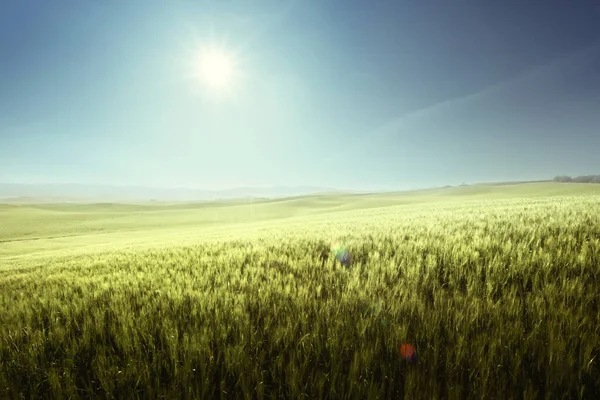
(1, 182, 600, 399)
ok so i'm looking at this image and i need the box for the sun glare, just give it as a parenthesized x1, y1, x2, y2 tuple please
(196, 47, 237, 91)
(182, 30, 245, 100)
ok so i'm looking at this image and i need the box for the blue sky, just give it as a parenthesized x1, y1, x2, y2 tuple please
(1, 0, 600, 191)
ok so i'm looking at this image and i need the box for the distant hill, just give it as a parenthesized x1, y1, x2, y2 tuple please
(0, 183, 347, 203)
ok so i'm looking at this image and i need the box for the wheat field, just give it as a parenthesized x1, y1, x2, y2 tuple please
(1, 183, 599, 399)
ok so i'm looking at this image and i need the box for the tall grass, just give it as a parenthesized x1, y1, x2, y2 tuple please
(1, 196, 599, 399)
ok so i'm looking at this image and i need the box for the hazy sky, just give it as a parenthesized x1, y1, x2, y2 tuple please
(1, 0, 600, 191)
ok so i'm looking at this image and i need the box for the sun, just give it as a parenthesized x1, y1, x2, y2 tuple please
(180, 29, 246, 100)
(195, 46, 238, 92)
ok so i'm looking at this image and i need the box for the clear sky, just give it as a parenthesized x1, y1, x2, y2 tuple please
(1, 0, 600, 191)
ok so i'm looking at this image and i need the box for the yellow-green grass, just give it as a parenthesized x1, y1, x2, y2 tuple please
(3, 182, 598, 253)
(1, 182, 600, 399)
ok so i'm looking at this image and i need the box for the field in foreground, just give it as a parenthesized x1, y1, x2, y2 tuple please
(1, 183, 600, 399)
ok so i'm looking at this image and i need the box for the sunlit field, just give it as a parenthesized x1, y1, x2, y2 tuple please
(1, 183, 599, 399)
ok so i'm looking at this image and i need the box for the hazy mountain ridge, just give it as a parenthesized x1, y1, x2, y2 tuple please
(0, 183, 349, 202)
(0, 177, 596, 203)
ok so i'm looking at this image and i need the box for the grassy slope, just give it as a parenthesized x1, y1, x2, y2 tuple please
(2, 182, 598, 246)
(1, 182, 598, 265)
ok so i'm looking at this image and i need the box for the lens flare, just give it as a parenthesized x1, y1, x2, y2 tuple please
(332, 245, 352, 267)
(399, 343, 417, 363)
